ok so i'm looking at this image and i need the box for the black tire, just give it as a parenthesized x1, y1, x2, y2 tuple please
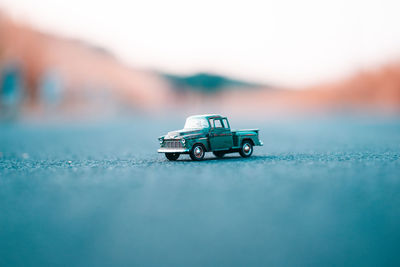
(213, 151, 226, 158)
(190, 144, 205, 161)
(165, 153, 180, 161)
(239, 141, 253, 158)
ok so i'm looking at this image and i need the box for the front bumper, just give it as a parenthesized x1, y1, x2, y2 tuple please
(158, 148, 190, 153)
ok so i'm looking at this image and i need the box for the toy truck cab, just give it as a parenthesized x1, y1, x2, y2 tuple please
(158, 114, 263, 161)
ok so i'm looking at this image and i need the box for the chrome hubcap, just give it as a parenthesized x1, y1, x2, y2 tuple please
(243, 143, 251, 154)
(194, 146, 203, 158)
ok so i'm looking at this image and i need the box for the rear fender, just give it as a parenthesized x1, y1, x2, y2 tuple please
(235, 132, 262, 146)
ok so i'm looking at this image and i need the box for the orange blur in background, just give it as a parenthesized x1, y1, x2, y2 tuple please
(1, 10, 399, 120)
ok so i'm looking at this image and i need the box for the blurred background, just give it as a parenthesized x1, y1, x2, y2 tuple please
(1, 0, 400, 120)
(1, 1, 400, 266)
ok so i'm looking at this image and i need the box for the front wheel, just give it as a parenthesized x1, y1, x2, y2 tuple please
(165, 153, 180, 161)
(190, 144, 205, 161)
(239, 141, 253, 158)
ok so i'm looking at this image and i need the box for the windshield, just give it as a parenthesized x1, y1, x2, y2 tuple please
(184, 117, 209, 129)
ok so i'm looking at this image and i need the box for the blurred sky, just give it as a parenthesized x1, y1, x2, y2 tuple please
(1, 0, 400, 87)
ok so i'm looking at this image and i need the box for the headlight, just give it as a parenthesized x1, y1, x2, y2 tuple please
(181, 138, 186, 144)
(159, 138, 164, 144)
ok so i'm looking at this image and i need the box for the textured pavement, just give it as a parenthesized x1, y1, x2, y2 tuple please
(1, 117, 400, 266)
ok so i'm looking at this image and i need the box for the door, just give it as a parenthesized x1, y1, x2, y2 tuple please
(209, 118, 233, 150)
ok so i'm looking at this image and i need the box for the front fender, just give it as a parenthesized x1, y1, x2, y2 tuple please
(186, 137, 210, 152)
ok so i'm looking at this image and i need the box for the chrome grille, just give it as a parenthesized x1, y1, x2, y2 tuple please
(164, 140, 183, 148)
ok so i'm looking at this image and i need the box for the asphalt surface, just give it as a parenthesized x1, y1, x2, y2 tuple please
(1, 116, 400, 266)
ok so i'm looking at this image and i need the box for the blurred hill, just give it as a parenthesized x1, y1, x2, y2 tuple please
(163, 72, 264, 94)
(1, 11, 399, 119)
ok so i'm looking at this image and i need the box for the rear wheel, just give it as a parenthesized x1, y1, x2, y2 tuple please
(213, 151, 226, 158)
(239, 141, 253, 158)
(165, 153, 180, 161)
(190, 144, 205, 161)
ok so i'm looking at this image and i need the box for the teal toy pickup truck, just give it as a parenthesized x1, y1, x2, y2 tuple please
(158, 114, 263, 161)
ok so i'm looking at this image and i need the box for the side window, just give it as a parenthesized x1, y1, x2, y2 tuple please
(214, 119, 223, 128)
(209, 119, 214, 128)
(222, 119, 229, 129)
